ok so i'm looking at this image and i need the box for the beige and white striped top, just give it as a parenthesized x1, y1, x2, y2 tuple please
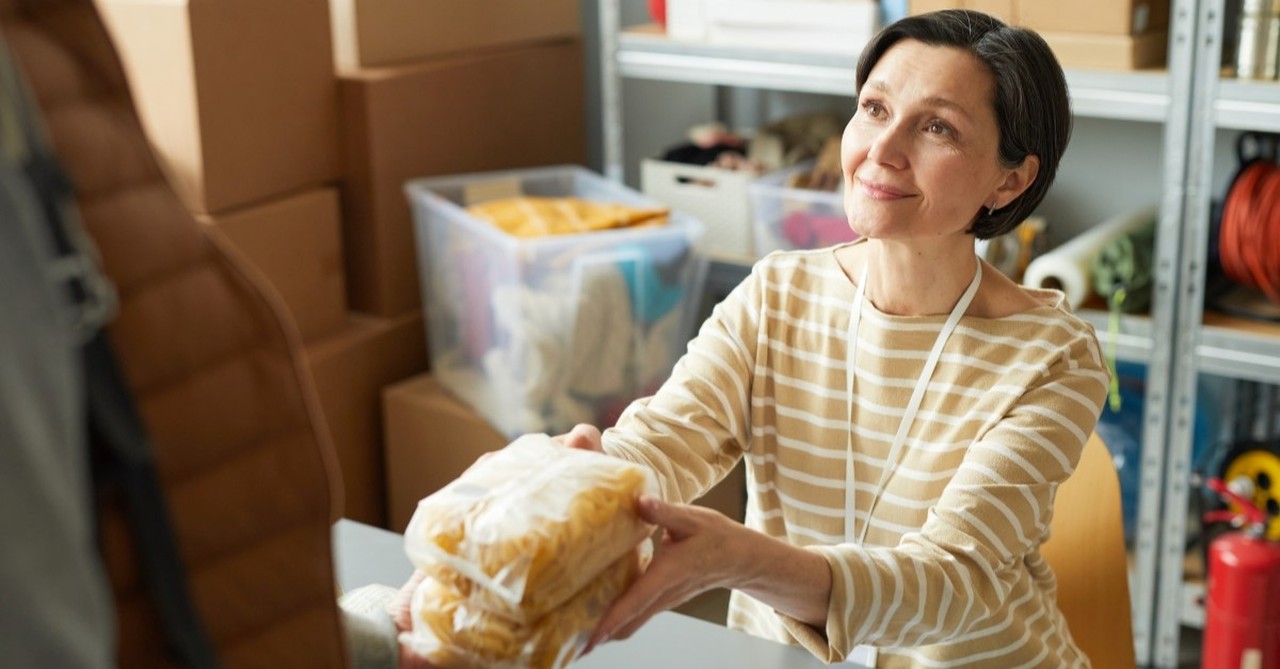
(602, 245, 1109, 668)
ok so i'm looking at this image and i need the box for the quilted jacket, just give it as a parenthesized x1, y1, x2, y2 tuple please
(1, 0, 349, 665)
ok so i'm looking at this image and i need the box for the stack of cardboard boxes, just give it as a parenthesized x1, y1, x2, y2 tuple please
(94, 0, 587, 527)
(909, 0, 1170, 71)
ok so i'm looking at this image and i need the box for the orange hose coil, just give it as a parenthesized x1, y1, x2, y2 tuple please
(1220, 159, 1280, 307)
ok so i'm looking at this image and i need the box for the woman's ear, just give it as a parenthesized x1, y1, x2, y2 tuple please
(992, 154, 1040, 209)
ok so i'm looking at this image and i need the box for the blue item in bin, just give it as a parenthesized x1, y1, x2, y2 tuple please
(614, 244, 687, 325)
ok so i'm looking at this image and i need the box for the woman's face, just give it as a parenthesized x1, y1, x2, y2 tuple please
(841, 39, 1028, 243)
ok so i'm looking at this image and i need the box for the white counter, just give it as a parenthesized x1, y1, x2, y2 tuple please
(332, 519, 852, 668)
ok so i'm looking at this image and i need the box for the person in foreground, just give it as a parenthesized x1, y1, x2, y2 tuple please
(394, 9, 1108, 668)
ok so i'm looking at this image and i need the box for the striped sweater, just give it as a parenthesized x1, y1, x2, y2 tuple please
(602, 246, 1109, 668)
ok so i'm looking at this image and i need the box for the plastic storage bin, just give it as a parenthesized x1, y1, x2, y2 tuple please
(406, 165, 708, 439)
(750, 161, 857, 257)
(641, 158, 755, 260)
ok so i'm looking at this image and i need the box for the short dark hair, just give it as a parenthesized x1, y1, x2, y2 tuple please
(855, 9, 1072, 239)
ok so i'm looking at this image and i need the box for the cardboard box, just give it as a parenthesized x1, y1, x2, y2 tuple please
(383, 373, 506, 531)
(908, 0, 1014, 23)
(198, 189, 347, 342)
(908, 0, 962, 14)
(1041, 29, 1168, 71)
(339, 39, 587, 316)
(1019, 0, 1168, 35)
(307, 312, 428, 526)
(909, 0, 1166, 33)
(967, 0, 1017, 23)
(329, 0, 580, 70)
(384, 373, 746, 532)
(96, 0, 341, 214)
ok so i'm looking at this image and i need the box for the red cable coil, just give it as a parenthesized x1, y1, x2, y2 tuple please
(1220, 159, 1280, 307)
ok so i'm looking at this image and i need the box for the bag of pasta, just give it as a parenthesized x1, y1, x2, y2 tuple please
(403, 433, 656, 623)
(404, 540, 650, 669)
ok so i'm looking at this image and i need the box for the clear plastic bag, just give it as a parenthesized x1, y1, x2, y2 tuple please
(402, 433, 656, 667)
(406, 543, 648, 669)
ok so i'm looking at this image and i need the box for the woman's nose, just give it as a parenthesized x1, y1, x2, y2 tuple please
(866, 122, 909, 168)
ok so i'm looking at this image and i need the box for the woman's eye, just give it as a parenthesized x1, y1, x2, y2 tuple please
(859, 100, 885, 118)
(926, 120, 952, 135)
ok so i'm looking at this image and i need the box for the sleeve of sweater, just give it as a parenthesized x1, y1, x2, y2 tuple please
(338, 584, 401, 669)
(600, 261, 765, 506)
(780, 328, 1109, 661)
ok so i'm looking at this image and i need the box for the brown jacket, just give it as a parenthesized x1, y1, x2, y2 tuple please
(1, 0, 348, 665)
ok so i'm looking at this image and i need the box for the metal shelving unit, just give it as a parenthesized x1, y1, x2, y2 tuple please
(1215, 79, 1280, 132)
(1153, 1, 1280, 666)
(1198, 315, 1280, 383)
(595, 2, 1248, 666)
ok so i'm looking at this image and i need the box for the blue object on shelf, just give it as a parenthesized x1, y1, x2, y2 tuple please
(1094, 360, 1220, 543)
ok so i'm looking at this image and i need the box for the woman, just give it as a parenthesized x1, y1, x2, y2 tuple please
(395, 9, 1106, 668)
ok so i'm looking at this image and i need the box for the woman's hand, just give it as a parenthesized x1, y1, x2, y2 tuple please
(587, 496, 834, 653)
(586, 496, 744, 651)
(554, 423, 604, 453)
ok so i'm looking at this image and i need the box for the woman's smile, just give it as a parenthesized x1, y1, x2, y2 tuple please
(856, 177, 914, 201)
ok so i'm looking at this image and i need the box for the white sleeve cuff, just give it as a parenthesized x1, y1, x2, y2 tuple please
(339, 584, 401, 669)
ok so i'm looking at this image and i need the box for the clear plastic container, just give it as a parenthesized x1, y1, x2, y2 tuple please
(749, 161, 857, 257)
(406, 166, 708, 439)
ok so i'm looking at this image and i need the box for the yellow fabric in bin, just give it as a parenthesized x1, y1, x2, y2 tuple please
(407, 547, 644, 669)
(468, 197, 668, 237)
(404, 434, 655, 623)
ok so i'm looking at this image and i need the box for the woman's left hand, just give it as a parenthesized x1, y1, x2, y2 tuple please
(586, 495, 746, 651)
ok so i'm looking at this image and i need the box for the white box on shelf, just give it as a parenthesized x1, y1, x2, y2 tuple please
(641, 158, 756, 260)
(749, 161, 857, 256)
(705, 0, 880, 54)
(666, 0, 709, 41)
(406, 166, 709, 439)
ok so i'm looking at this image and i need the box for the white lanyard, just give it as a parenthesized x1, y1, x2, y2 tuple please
(842, 259, 981, 667)
(843, 259, 982, 546)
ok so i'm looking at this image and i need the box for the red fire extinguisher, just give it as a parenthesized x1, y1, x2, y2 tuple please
(1202, 476, 1280, 669)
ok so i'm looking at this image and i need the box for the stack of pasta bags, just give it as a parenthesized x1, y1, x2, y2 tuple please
(403, 434, 656, 668)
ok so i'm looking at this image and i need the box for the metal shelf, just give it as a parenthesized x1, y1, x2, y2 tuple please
(1197, 312, 1280, 383)
(617, 26, 1172, 122)
(1078, 308, 1156, 365)
(1214, 78, 1280, 132)
(618, 26, 857, 95)
(597, 6, 1195, 666)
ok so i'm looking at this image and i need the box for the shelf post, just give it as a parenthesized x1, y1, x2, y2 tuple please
(1154, 0, 1226, 665)
(598, 0, 625, 183)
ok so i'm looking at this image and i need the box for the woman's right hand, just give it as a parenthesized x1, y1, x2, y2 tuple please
(554, 423, 604, 453)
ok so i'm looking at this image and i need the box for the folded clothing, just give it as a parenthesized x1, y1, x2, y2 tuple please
(468, 197, 668, 238)
(404, 434, 655, 622)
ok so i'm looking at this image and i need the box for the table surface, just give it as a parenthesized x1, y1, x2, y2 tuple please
(332, 519, 849, 669)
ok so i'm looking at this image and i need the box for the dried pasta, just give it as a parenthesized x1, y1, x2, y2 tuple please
(404, 434, 656, 622)
(406, 546, 645, 669)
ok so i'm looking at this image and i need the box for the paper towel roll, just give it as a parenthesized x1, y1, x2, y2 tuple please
(1022, 205, 1159, 309)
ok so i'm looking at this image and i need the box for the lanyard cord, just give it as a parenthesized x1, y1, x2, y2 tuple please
(843, 258, 983, 545)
